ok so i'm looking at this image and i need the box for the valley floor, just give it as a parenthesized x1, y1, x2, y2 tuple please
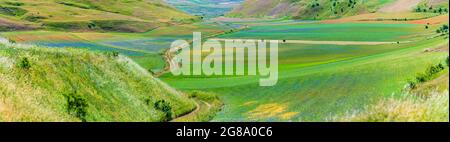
(1, 10, 449, 122)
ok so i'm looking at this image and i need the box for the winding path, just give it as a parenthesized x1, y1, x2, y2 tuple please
(170, 100, 212, 122)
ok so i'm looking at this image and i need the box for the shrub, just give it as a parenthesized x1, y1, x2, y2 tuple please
(415, 73, 428, 83)
(56, 1, 91, 9)
(189, 91, 220, 101)
(436, 24, 449, 34)
(407, 80, 417, 89)
(106, 51, 119, 57)
(87, 23, 96, 29)
(5, 1, 25, 6)
(18, 57, 31, 70)
(112, 51, 119, 57)
(415, 63, 446, 83)
(0, 6, 27, 16)
(43, 21, 92, 31)
(64, 92, 89, 122)
(23, 15, 47, 22)
(426, 63, 444, 75)
(8, 38, 16, 44)
(154, 100, 173, 121)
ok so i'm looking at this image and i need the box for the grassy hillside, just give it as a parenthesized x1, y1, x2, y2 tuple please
(227, 0, 393, 19)
(338, 91, 448, 122)
(0, 0, 199, 32)
(338, 70, 449, 122)
(227, 0, 449, 20)
(0, 38, 196, 122)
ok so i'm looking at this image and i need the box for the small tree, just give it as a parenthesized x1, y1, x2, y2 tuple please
(415, 73, 427, 83)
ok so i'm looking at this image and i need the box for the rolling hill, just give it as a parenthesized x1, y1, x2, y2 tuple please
(227, 0, 449, 19)
(0, 38, 196, 122)
(0, 0, 199, 32)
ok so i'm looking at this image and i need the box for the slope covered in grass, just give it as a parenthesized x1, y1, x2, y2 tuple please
(338, 91, 449, 122)
(58, 0, 195, 22)
(0, 0, 199, 32)
(0, 39, 195, 122)
(338, 70, 449, 122)
(0, 16, 36, 31)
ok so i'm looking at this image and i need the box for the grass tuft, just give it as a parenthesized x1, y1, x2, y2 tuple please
(337, 91, 449, 122)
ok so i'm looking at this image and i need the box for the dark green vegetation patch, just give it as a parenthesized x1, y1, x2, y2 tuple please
(0, 5, 27, 16)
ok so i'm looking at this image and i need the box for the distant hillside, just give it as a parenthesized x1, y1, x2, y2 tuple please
(165, 0, 243, 18)
(0, 0, 199, 32)
(378, 0, 422, 13)
(227, 0, 448, 19)
(0, 38, 195, 122)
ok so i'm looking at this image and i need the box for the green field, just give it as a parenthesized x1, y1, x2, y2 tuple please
(219, 22, 428, 41)
(160, 20, 449, 121)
